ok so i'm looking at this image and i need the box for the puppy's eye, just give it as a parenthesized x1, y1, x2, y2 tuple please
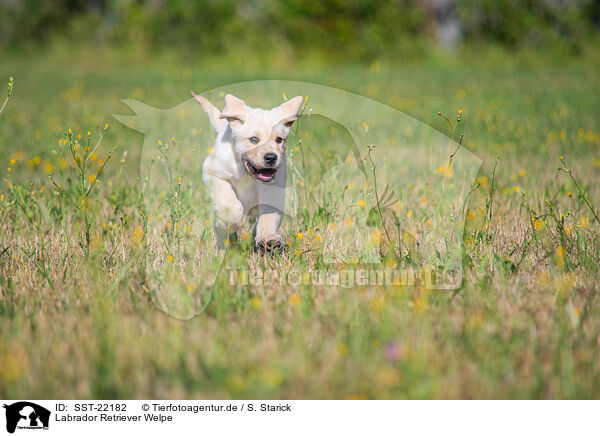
(275, 137, 283, 144)
(249, 137, 259, 144)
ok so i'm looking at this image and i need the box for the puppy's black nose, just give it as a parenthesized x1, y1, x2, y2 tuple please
(264, 153, 277, 166)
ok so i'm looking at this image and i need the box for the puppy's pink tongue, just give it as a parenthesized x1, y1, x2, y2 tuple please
(257, 169, 275, 181)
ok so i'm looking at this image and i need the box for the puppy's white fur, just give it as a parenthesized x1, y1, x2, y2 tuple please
(192, 92, 303, 250)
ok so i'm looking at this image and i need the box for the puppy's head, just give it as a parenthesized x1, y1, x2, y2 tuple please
(220, 94, 304, 183)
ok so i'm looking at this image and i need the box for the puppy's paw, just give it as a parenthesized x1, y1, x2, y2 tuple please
(255, 234, 284, 256)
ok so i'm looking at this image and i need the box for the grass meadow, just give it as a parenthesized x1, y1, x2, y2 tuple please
(1, 46, 600, 399)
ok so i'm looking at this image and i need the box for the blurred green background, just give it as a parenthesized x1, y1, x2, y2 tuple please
(1, 0, 599, 60)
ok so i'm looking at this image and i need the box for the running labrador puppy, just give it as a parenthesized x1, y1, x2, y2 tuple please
(191, 92, 303, 253)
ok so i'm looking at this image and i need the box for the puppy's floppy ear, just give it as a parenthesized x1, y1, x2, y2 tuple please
(272, 96, 304, 128)
(220, 94, 248, 125)
(191, 91, 226, 132)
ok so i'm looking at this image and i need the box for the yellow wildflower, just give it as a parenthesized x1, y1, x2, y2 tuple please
(336, 342, 349, 356)
(261, 368, 283, 387)
(289, 294, 302, 306)
(376, 366, 400, 387)
(564, 224, 573, 236)
(411, 294, 429, 313)
(225, 375, 244, 393)
(370, 229, 381, 244)
(578, 215, 590, 229)
(133, 226, 144, 242)
(555, 246, 566, 268)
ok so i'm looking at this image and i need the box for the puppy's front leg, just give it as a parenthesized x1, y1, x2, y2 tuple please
(255, 205, 283, 253)
(205, 175, 244, 248)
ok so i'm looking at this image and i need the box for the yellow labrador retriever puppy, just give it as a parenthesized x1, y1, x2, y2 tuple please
(191, 92, 303, 253)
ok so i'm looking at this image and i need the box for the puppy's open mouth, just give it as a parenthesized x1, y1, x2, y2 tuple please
(244, 160, 277, 182)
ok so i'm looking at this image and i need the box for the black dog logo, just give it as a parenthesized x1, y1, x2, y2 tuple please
(2, 402, 50, 434)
